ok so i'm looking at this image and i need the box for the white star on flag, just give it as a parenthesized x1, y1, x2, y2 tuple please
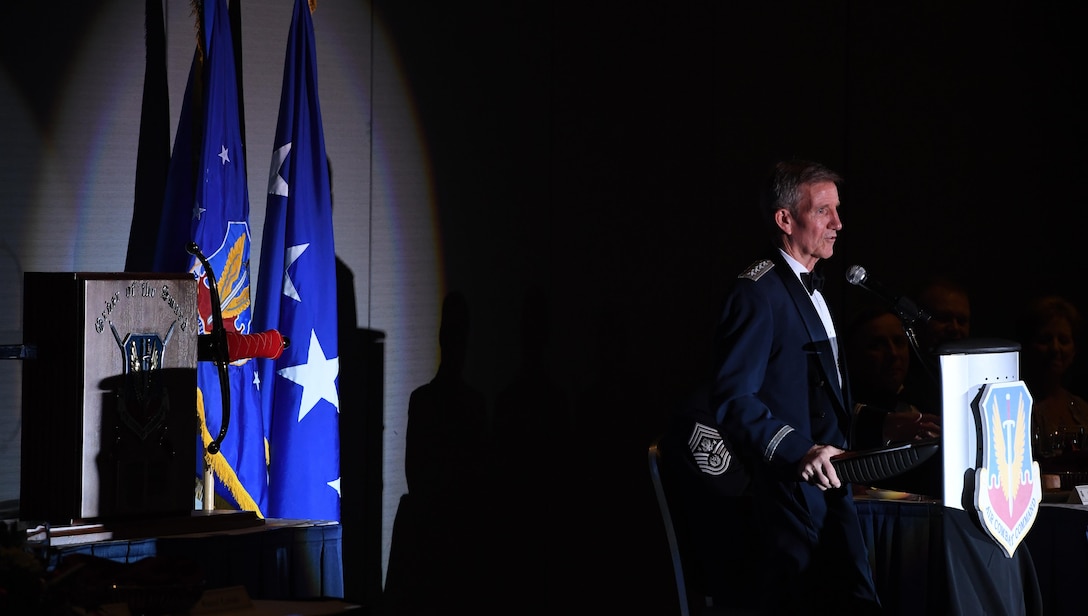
(277, 329, 339, 422)
(328, 477, 341, 498)
(218, 145, 230, 164)
(269, 142, 291, 197)
(283, 243, 309, 302)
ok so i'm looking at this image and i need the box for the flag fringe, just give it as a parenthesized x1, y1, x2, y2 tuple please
(197, 387, 266, 518)
(191, 0, 205, 63)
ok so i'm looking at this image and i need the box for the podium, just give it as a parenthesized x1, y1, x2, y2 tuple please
(840, 337, 1042, 553)
(937, 338, 1040, 556)
(841, 339, 1045, 613)
(20, 273, 199, 523)
(896, 339, 1042, 614)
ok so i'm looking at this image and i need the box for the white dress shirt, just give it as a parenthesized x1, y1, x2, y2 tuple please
(780, 250, 841, 385)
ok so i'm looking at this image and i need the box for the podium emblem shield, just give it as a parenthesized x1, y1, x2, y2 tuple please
(974, 380, 1040, 557)
(111, 324, 177, 440)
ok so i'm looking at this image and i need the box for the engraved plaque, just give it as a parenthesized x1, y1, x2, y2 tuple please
(21, 273, 199, 523)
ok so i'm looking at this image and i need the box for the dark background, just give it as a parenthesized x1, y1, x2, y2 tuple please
(375, 1, 1088, 402)
(375, 4, 1088, 608)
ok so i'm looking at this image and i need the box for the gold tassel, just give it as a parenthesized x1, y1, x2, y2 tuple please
(191, 0, 204, 64)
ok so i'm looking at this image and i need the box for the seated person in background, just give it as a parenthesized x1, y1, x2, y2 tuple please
(916, 276, 972, 352)
(844, 305, 941, 450)
(900, 275, 973, 415)
(1015, 295, 1088, 459)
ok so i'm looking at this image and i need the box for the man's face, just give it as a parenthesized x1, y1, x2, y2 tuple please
(848, 313, 910, 396)
(779, 181, 841, 269)
(920, 288, 971, 350)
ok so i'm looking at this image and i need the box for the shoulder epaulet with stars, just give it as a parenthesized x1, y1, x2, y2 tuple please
(738, 259, 774, 281)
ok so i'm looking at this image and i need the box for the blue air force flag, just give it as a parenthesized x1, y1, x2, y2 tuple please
(156, 0, 267, 515)
(253, 0, 341, 521)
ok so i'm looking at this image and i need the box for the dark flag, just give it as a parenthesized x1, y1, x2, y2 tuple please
(154, 0, 268, 515)
(124, 0, 170, 272)
(152, 48, 198, 274)
(254, 0, 341, 521)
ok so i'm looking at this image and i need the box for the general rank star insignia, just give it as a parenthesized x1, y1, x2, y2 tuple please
(739, 259, 774, 282)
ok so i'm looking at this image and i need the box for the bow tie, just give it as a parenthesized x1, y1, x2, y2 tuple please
(800, 271, 824, 295)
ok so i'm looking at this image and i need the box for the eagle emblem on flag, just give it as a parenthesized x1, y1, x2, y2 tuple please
(193, 221, 252, 342)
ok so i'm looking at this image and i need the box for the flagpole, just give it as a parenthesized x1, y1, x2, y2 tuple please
(204, 468, 216, 512)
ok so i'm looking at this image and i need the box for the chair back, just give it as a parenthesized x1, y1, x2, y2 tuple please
(648, 436, 692, 616)
(649, 431, 760, 616)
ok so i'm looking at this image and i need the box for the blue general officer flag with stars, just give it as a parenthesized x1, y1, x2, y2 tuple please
(156, 0, 268, 516)
(254, 0, 341, 521)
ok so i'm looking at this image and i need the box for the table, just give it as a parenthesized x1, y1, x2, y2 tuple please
(43, 518, 345, 601)
(853, 498, 1082, 615)
(1022, 503, 1088, 616)
(855, 498, 944, 614)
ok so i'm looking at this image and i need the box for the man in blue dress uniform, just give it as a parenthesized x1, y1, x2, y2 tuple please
(712, 159, 881, 614)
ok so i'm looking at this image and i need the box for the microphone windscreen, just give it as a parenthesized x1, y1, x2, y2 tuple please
(846, 265, 867, 286)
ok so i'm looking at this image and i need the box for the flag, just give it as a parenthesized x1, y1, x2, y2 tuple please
(155, 0, 267, 516)
(124, 0, 170, 272)
(254, 0, 340, 521)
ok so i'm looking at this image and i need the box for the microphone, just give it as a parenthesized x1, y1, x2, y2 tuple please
(846, 265, 931, 327)
(198, 329, 290, 362)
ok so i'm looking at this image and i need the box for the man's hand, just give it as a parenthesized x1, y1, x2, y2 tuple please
(798, 443, 845, 490)
(883, 409, 941, 444)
